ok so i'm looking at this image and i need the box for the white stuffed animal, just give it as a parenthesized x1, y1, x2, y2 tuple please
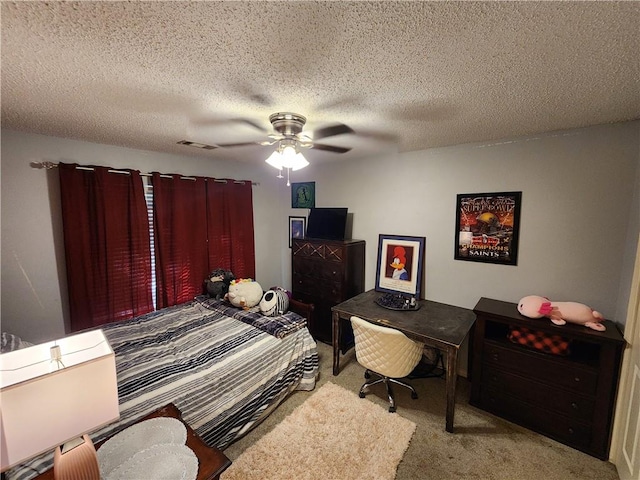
(517, 295, 606, 331)
(225, 278, 263, 310)
(259, 289, 290, 317)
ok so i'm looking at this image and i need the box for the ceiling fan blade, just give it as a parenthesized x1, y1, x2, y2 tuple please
(234, 82, 274, 107)
(216, 141, 263, 148)
(315, 95, 365, 113)
(235, 118, 267, 132)
(355, 128, 399, 143)
(311, 123, 354, 140)
(191, 117, 266, 133)
(311, 143, 352, 154)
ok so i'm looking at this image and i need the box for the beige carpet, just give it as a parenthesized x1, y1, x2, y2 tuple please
(223, 342, 620, 480)
(220, 381, 416, 480)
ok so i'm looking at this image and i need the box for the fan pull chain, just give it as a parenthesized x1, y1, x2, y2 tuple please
(286, 168, 291, 187)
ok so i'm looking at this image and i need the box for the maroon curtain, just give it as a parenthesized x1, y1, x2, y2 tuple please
(206, 179, 256, 280)
(59, 163, 153, 331)
(152, 174, 209, 308)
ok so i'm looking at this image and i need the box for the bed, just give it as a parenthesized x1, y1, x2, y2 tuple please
(5, 296, 319, 480)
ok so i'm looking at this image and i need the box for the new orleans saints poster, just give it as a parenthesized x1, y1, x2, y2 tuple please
(455, 191, 522, 265)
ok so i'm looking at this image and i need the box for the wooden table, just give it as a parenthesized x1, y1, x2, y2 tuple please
(332, 289, 476, 433)
(32, 403, 231, 480)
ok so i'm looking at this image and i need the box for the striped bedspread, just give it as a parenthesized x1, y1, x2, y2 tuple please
(7, 300, 318, 480)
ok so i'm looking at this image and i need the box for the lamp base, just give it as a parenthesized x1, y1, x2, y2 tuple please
(53, 434, 100, 480)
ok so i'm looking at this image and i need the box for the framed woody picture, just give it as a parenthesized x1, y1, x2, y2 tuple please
(455, 191, 522, 265)
(375, 234, 426, 297)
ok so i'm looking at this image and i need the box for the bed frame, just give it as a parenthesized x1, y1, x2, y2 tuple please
(289, 297, 315, 328)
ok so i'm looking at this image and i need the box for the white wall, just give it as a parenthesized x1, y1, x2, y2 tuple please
(2, 121, 638, 344)
(616, 154, 640, 325)
(1, 131, 291, 343)
(289, 121, 640, 326)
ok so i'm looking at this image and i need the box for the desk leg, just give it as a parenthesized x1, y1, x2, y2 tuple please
(445, 347, 458, 433)
(332, 311, 340, 376)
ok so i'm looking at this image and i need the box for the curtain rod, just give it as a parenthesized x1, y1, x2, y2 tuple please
(30, 161, 259, 185)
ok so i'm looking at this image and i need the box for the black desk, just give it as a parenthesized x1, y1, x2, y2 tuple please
(331, 289, 476, 433)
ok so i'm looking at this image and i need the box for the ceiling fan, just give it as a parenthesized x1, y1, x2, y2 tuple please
(218, 112, 354, 155)
(179, 112, 355, 184)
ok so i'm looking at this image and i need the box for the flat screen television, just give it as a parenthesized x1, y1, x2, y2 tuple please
(306, 208, 348, 240)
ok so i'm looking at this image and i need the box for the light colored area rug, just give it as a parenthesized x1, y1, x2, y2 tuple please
(220, 381, 416, 480)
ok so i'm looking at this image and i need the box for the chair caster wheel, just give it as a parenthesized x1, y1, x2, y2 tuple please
(411, 392, 418, 399)
(389, 406, 396, 413)
(359, 392, 365, 398)
(364, 371, 371, 379)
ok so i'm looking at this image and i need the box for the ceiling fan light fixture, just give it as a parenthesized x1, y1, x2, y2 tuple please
(280, 144, 297, 163)
(280, 145, 309, 171)
(265, 142, 309, 172)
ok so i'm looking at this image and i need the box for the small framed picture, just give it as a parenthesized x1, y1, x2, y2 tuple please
(454, 191, 522, 265)
(289, 216, 306, 248)
(375, 234, 426, 297)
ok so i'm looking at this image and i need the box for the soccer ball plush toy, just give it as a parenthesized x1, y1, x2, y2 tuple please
(205, 268, 235, 300)
(517, 295, 606, 331)
(259, 289, 290, 317)
(225, 278, 263, 310)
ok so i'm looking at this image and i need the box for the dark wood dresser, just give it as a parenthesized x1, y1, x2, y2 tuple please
(471, 297, 625, 460)
(292, 237, 365, 349)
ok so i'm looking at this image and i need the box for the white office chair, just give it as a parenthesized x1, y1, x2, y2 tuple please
(350, 315, 425, 412)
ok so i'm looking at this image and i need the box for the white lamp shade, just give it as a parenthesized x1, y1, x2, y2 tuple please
(280, 146, 309, 170)
(265, 147, 309, 171)
(289, 152, 309, 171)
(279, 145, 297, 168)
(0, 329, 120, 471)
(265, 150, 283, 170)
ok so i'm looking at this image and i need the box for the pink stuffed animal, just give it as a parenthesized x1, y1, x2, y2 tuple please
(517, 295, 606, 331)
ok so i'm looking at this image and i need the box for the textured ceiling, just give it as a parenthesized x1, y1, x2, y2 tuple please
(2, 1, 639, 166)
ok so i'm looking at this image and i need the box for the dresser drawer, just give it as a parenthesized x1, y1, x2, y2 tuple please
(292, 273, 343, 302)
(480, 391, 592, 450)
(293, 258, 345, 282)
(484, 341, 598, 395)
(481, 367, 595, 421)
